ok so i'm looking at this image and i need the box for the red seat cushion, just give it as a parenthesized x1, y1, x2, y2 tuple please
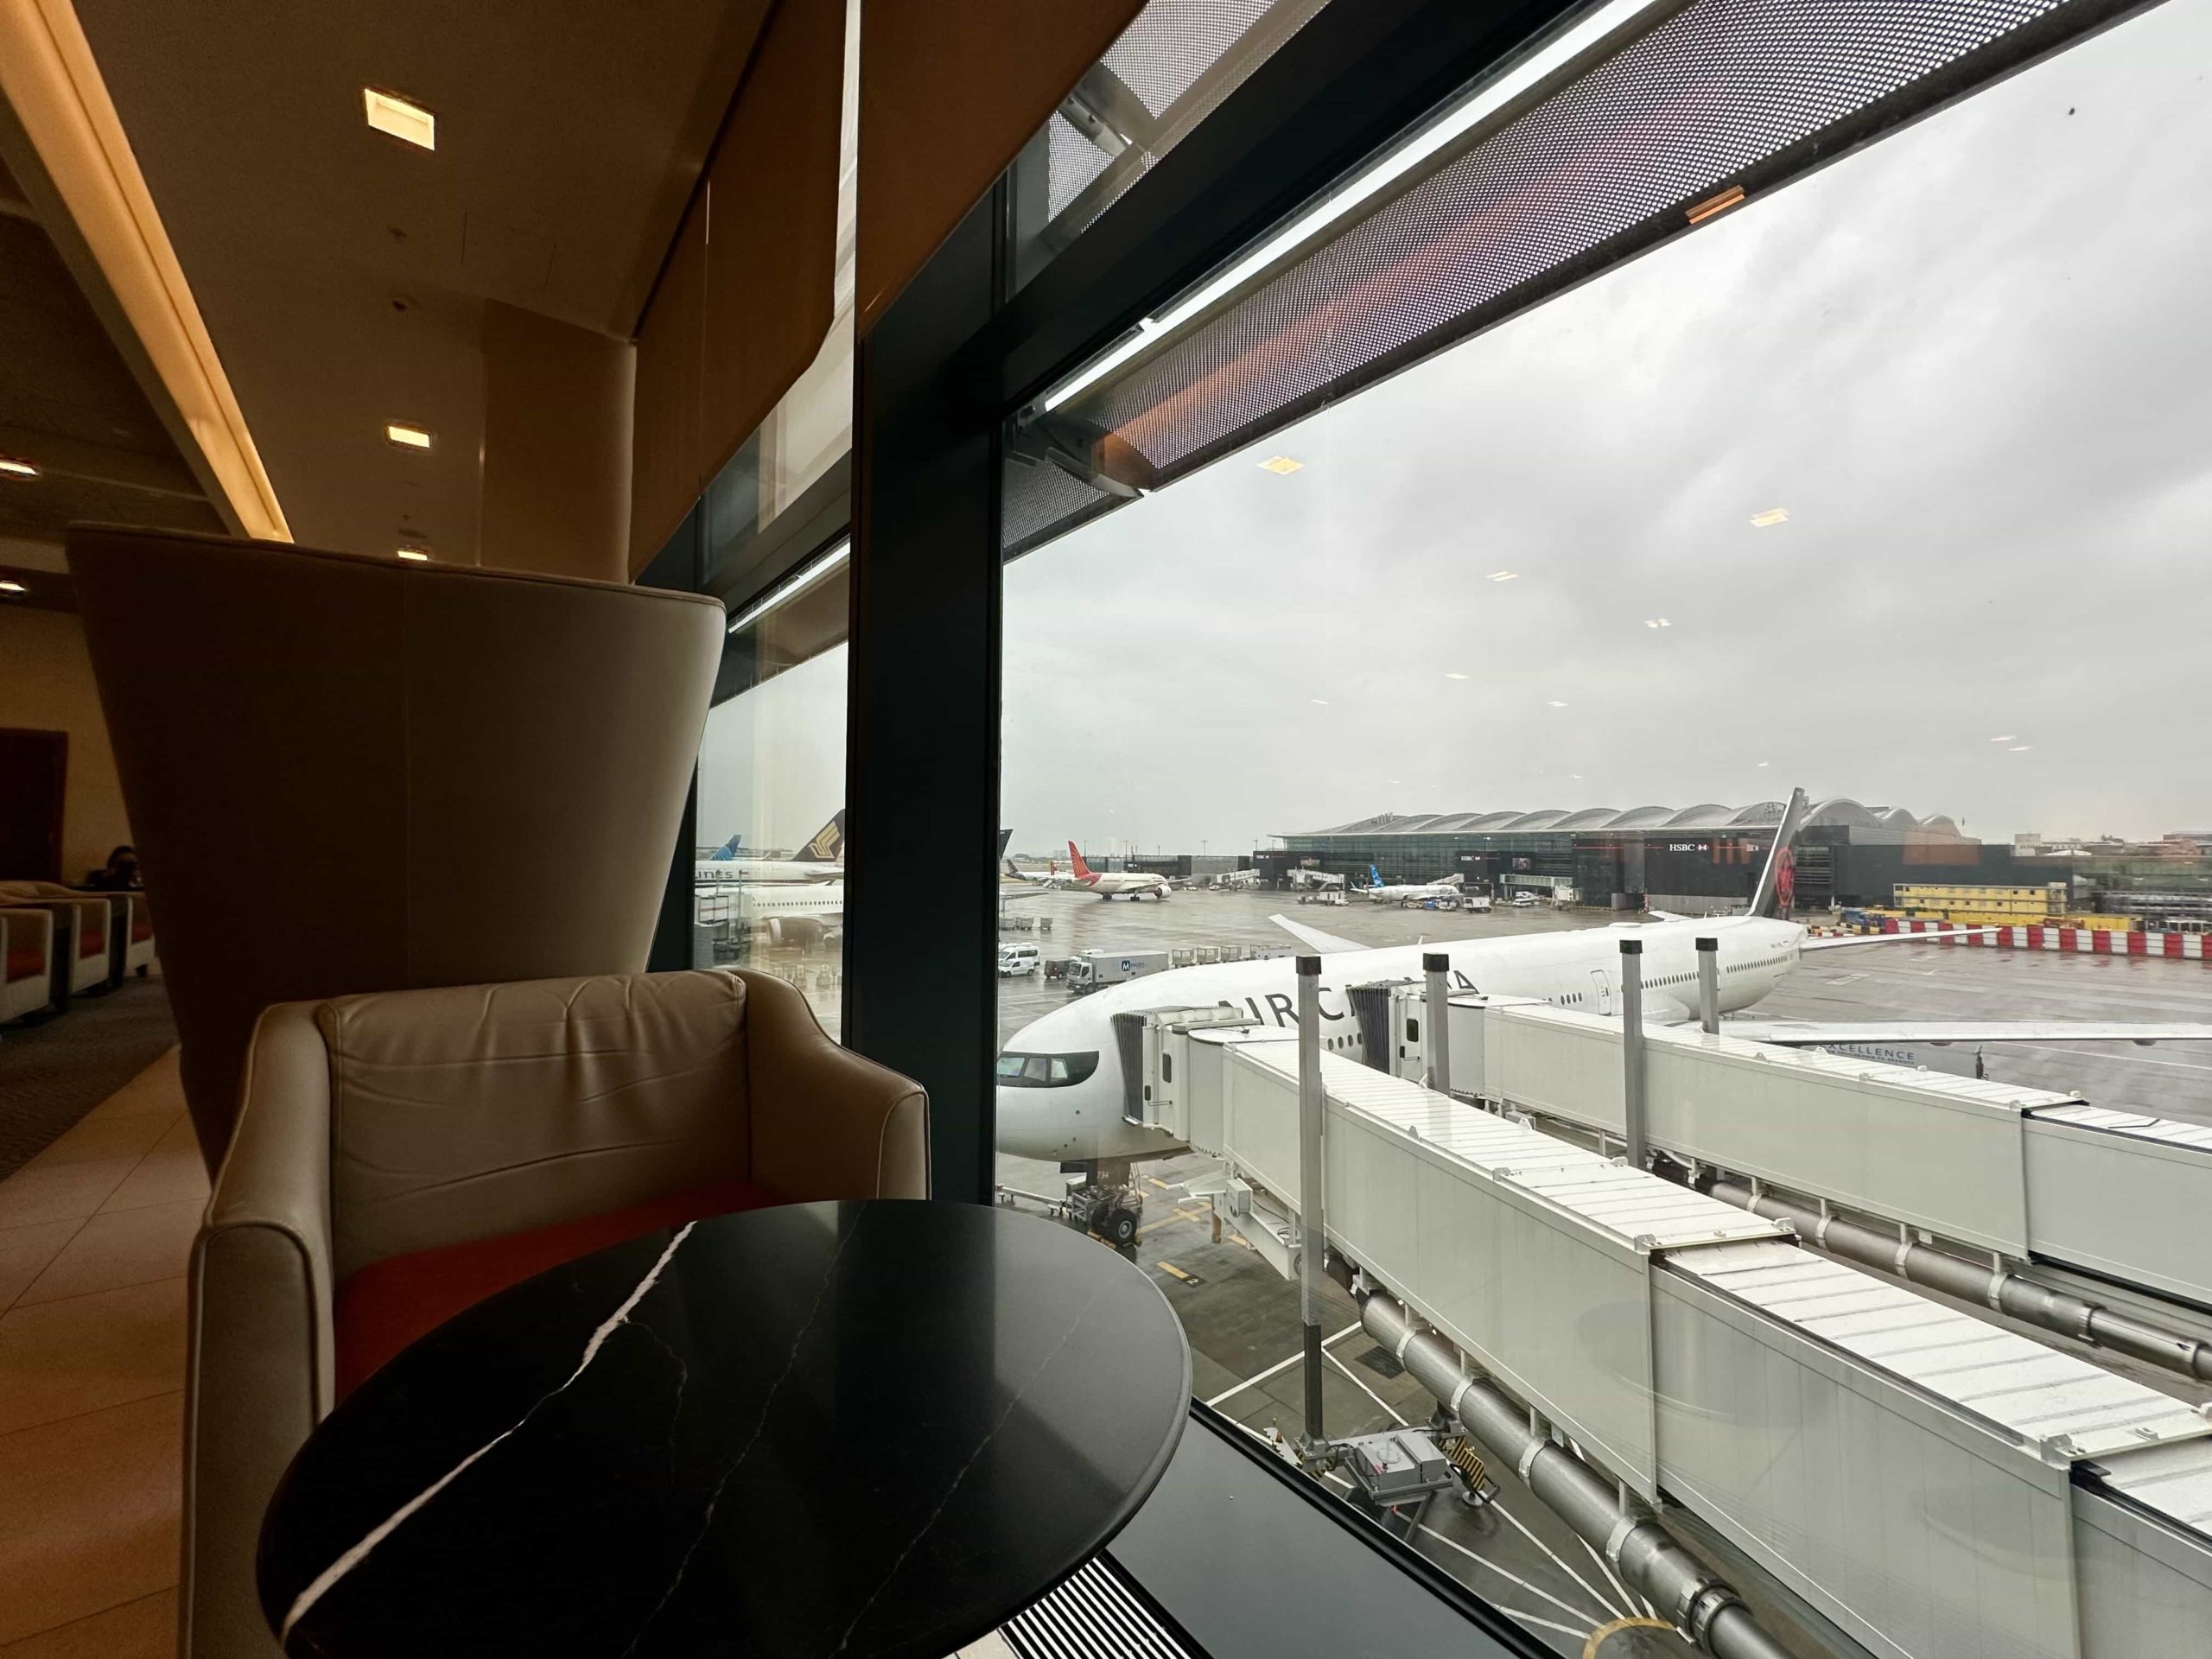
(5, 945, 41, 983)
(130, 919, 153, 944)
(334, 1179, 782, 1399)
(78, 925, 104, 959)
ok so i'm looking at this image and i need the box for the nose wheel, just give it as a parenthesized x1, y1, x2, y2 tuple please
(1063, 1181, 1143, 1248)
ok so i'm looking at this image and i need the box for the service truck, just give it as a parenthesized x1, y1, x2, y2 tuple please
(1063, 950, 1173, 995)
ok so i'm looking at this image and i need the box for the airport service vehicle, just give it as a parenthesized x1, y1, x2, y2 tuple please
(693, 811, 843, 887)
(998, 944, 1041, 976)
(995, 789, 2212, 1178)
(1064, 950, 1173, 995)
(1509, 893, 1538, 908)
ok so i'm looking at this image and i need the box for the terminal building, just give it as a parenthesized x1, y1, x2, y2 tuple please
(1266, 798, 2066, 912)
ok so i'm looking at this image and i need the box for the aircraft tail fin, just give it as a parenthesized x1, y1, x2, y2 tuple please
(709, 833, 742, 861)
(797, 810, 845, 863)
(1067, 841, 1095, 880)
(996, 828, 1013, 861)
(1748, 787, 1810, 919)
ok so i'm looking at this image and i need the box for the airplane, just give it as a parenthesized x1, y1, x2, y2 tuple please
(1363, 870, 1467, 905)
(706, 877, 843, 946)
(1060, 842, 1173, 901)
(994, 788, 2212, 1177)
(693, 810, 844, 887)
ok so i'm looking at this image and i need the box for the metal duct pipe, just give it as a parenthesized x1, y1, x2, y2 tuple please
(1361, 1294, 1793, 1659)
(1708, 1179, 2212, 1384)
(1422, 950, 1452, 1095)
(1695, 936, 1719, 1034)
(1296, 956, 1326, 1447)
(1619, 938, 1647, 1167)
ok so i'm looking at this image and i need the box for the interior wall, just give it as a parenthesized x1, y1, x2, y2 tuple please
(0, 606, 129, 880)
(480, 302, 635, 582)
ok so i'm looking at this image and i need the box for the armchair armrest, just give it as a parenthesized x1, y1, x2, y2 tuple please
(184, 1001, 336, 1659)
(740, 971, 930, 1200)
(0, 906, 55, 966)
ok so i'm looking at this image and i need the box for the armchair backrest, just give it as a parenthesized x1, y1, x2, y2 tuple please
(68, 524, 725, 1174)
(317, 971, 754, 1281)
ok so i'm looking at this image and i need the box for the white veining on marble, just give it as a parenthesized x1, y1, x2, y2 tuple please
(620, 1208, 870, 1657)
(828, 1281, 1107, 1658)
(279, 1222, 699, 1645)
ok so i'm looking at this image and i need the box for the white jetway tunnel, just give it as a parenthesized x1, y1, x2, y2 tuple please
(1133, 1016, 2212, 1659)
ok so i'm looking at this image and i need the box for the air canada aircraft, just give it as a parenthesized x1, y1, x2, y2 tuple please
(995, 788, 2212, 1174)
(692, 810, 844, 887)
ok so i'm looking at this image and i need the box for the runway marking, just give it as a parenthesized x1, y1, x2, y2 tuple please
(1416, 1517, 1608, 1630)
(1155, 1262, 1203, 1285)
(1204, 1322, 1362, 1408)
(1584, 1616, 1677, 1656)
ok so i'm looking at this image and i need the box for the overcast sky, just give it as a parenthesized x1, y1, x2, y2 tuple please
(714, 2, 2212, 858)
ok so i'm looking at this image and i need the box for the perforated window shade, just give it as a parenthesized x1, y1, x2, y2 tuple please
(1007, 0, 2126, 556)
(858, 0, 1148, 332)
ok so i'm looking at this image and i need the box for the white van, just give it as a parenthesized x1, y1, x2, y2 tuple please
(998, 944, 1042, 976)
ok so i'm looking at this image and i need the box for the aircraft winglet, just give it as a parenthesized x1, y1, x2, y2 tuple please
(1269, 913, 1361, 954)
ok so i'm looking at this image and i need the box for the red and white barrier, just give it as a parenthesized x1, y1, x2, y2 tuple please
(1875, 918, 2210, 958)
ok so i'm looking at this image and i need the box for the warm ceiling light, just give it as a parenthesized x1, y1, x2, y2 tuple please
(1750, 507, 1789, 528)
(0, 458, 36, 478)
(1445, 671, 1469, 680)
(1485, 570, 1519, 582)
(364, 88, 435, 150)
(385, 422, 433, 450)
(1686, 183, 1746, 226)
(1257, 455, 1304, 474)
(0, 579, 25, 594)
(395, 547, 430, 562)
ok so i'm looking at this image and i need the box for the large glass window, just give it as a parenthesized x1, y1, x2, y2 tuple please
(998, 3, 2212, 1654)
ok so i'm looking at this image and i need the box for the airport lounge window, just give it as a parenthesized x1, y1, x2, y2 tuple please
(995, 2, 2212, 1655)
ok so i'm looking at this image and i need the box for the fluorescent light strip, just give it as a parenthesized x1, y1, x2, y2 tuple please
(364, 88, 435, 150)
(1039, 0, 1680, 413)
(728, 540, 849, 634)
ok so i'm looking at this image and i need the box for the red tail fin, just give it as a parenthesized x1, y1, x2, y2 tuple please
(1067, 841, 1094, 880)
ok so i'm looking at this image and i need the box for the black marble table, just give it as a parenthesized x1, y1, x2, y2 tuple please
(259, 1199, 1191, 1658)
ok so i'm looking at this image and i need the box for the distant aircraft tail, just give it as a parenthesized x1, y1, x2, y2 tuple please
(708, 833, 742, 861)
(1067, 841, 1095, 880)
(797, 810, 845, 863)
(997, 828, 1013, 860)
(1368, 865, 1383, 888)
(1749, 788, 1810, 919)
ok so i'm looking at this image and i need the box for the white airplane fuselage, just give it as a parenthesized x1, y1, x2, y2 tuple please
(995, 916, 1806, 1165)
(694, 859, 840, 887)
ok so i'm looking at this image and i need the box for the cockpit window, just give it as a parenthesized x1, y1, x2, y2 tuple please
(995, 1051, 1100, 1087)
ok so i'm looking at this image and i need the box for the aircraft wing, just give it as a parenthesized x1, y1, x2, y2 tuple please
(1646, 908, 1694, 923)
(1728, 1020, 2212, 1047)
(1269, 914, 1362, 954)
(1800, 927, 2001, 951)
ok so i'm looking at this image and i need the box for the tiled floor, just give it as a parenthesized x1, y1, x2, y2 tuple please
(0, 1048, 199, 1655)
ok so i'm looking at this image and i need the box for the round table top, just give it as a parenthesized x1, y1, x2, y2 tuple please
(259, 1199, 1190, 1659)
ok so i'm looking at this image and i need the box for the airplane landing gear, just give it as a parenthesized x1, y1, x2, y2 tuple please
(1064, 1181, 1143, 1247)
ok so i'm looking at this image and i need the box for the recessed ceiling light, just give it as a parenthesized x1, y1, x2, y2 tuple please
(0, 579, 25, 594)
(1547, 700, 1568, 708)
(1309, 698, 1328, 705)
(0, 458, 37, 478)
(364, 88, 435, 150)
(385, 422, 433, 450)
(1644, 617, 1671, 628)
(1750, 507, 1789, 528)
(1989, 734, 2015, 742)
(395, 547, 431, 563)
(1257, 455, 1304, 475)
(2010, 745, 2032, 753)
(1485, 570, 1518, 582)
(1445, 671, 1469, 680)
(1756, 761, 1770, 768)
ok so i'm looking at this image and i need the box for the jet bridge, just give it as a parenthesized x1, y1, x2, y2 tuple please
(1137, 1020, 2212, 1659)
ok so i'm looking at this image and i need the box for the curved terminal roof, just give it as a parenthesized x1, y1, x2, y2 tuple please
(1291, 798, 1967, 839)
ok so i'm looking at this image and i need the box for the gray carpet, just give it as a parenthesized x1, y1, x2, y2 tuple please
(0, 979, 178, 1182)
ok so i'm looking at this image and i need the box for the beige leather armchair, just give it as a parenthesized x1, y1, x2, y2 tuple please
(0, 882, 112, 996)
(69, 524, 724, 1174)
(184, 968, 926, 1659)
(0, 907, 57, 1022)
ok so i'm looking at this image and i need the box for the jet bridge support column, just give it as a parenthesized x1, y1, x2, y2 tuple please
(1696, 935, 1719, 1034)
(1296, 955, 1326, 1451)
(1362, 1294, 1792, 1659)
(1422, 951, 1452, 1095)
(1620, 938, 1647, 1168)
